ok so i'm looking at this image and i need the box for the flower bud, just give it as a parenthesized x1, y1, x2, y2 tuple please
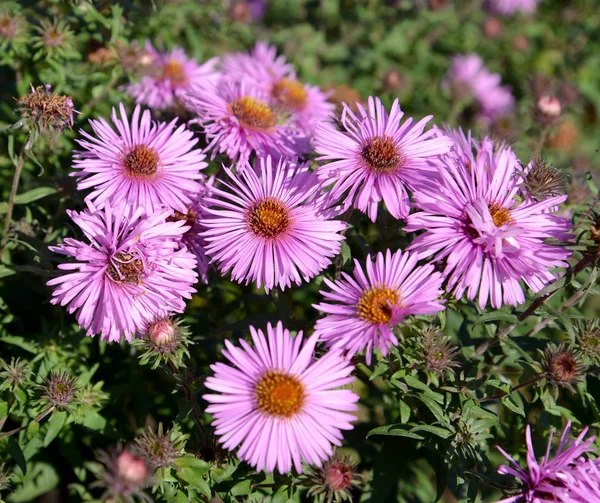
(382, 70, 404, 94)
(482, 17, 503, 39)
(42, 370, 79, 409)
(147, 319, 176, 347)
(304, 453, 363, 502)
(534, 95, 561, 125)
(116, 450, 148, 485)
(541, 344, 587, 391)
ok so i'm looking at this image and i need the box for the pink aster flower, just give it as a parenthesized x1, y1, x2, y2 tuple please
(201, 156, 347, 292)
(444, 54, 515, 123)
(73, 104, 206, 214)
(203, 321, 359, 474)
(185, 79, 308, 163)
(222, 42, 334, 134)
(486, 0, 539, 17)
(313, 249, 445, 365)
(47, 203, 197, 342)
(314, 96, 453, 222)
(126, 41, 219, 110)
(495, 421, 600, 503)
(405, 128, 572, 309)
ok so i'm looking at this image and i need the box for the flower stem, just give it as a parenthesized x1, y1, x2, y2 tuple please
(168, 362, 205, 433)
(478, 375, 543, 403)
(1, 143, 26, 255)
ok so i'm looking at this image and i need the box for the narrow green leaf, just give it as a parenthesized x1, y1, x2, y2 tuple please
(367, 424, 425, 440)
(43, 410, 68, 447)
(585, 171, 599, 195)
(473, 311, 518, 328)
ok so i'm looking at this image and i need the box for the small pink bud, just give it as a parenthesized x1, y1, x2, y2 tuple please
(482, 17, 502, 39)
(116, 450, 148, 485)
(147, 319, 176, 347)
(536, 96, 562, 118)
(325, 462, 354, 491)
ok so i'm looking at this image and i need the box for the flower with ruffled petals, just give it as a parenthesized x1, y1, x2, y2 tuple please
(406, 128, 572, 308)
(314, 96, 453, 222)
(73, 104, 206, 213)
(126, 41, 218, 110)
(495, 421, 600, 502)
(201, 156, 346, 292)
(47, 203, 197, 342)
(203, 321, 359, 474)
(313, 249, 445, 364)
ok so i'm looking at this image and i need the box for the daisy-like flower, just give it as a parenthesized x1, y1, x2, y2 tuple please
(126, 41, 219, 110)
(313, 249, 445, 365)
(185, 79, 308, 163)
(314, 96, 453, 222)
(73, 104, 206, 213)
(486, 0, 539, 17)
(222, 42, 334, 134)
(201, 155, 347, 292)
(405, 128, 572, 309)
(444, 54, 515, 123)
(47, 203, 197, 342)
(203, 321, 359, 474)
(495, 421, 600, 503)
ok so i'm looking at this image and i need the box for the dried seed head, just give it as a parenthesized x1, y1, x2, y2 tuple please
(92, 446, 151, 503)
(541, 344, 587, 391)
(42, 370, 79, 409)
(574, 320, 600, 364)
(303, 452, 363, 503)
(520, 158, 568, 202)
(0, 357, 30, 388)
(16, 84, 75, 133)
(417, 326, 461, 376)
(135, 424, 185, 470)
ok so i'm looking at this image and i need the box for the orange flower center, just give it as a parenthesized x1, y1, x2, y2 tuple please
(167, 207, 196, 229)
(488, 203, 513, 227)
(361, 136, 403, 173)
(357, 286, 400, 324)
(272, 78, 307, 110)
(107, 252, 143, 284)
(230, 96, 277, 131)
(247, 198, 290, 238)
(255, 371, 305, 417)
(160, 59, 187, 85)
(124, 145, 159, 177)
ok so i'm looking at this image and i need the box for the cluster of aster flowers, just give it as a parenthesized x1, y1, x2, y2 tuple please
(46, 39, 577, 481)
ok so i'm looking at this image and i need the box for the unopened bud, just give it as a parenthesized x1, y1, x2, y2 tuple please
(147, 319, 176, 347)
(382, 70, 404, 94)
(535, 96, 561, 125)
(116, 450, 148, 485)
(512, 35, 529, 52)
(482, 17, 503, 39)
(304, 453, 363, 502)
(541, 344, 587, 391)
(42, 370, 79, 409)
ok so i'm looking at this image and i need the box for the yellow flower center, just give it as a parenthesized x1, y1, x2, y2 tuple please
(161, 59, 187, 85)
(124, 145, 159, 177)
(361, 136, 403, 173)
(272, 78, 308, 111)
(357, 286, 400, 324)
(247, 198, 290, 238)
(230, 96, 277, 131)
(488, 203, 513, 227)
(107, 252, 143, 284)
(255, 370, 305, 417)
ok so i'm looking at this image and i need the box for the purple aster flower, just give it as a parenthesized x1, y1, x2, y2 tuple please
(201, 155, 347, 292)
(444, 54, 515, 123)
(314, 96, 453, 222)
(185, 79, 308, 163)
(486, 0, 539, 17)
(496, 421, 600, 503)
(222, 42, 334, 134)
(405, 128, 572, 309)
(313, 249, 445, 365)
(126, 41, 219, 110)
(47, 203, 197, 342)
(203, 321, 359, 474)
(73, 104, 206, 214)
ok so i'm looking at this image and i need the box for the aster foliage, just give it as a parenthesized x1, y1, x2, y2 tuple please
(1, 1, 600, 503)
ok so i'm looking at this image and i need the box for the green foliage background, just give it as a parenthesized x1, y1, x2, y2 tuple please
(1, 0, 600, 502)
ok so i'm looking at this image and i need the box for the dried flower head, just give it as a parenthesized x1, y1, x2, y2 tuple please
(135, 423, 186, 470)
(0, 462, 10, 493)
(541, 344, 587, 391)
(40, 370, 79, 409)
(133, 318, 192, 370)
(302, 452, 363, 503)
(16, 84, 75, 133)
(534, 95, 562, 125)
(519, 158, 568, 202)
(416, 326, 461, 376)
(0, 357, 30, 389)
(574, 319, 600, 364)
(92, 446, 151, 503)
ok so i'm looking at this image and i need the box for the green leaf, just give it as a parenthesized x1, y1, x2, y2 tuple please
(81, 411, 107, 431)
(502, 394, 525, 417)
(230, 479, 253, 496)
(178, 467, 211, 497)
(26, 421, 40, 441)
(585, 171, 599, 196)
(473, 311, 518, 328)
(0, 187, 57, 214)
(410, 424, 453, 439)
(43, 410, 67, 447)
(340, 241, 351, 265)
(0, 335, 38, 354)
(367, 424, 425, 440)
(174, 456, 211, 474)
(399, 399, 411, 424)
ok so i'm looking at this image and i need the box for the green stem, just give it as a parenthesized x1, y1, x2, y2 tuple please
(1, 143, 26, 254)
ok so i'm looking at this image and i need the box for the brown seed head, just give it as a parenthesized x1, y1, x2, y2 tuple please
(542, 344, 587, 390)
(16, 84, 75, 132)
